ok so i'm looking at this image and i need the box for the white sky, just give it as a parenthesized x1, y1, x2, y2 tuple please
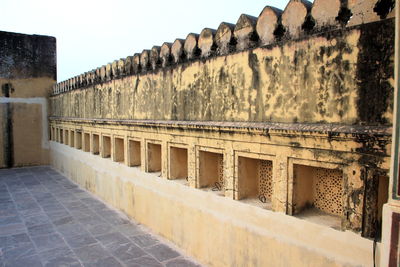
(1, 0, 299, 81)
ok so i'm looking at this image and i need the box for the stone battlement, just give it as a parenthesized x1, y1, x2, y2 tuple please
(52, 0, 394, 96)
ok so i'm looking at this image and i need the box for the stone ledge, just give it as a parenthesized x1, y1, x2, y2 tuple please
(49, 117, 392, 137)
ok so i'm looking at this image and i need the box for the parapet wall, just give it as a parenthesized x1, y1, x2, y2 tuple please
(49, 1, 396, 266)
(51, 0, 395, 126)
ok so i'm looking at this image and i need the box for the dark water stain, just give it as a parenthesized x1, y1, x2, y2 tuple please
(356, 19, 395, 125)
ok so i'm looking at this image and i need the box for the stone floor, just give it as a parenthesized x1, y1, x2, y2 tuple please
(0, 166, 202, 267)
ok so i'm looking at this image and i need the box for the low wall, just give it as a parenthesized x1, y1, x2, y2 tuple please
(51, 141, 375, 267)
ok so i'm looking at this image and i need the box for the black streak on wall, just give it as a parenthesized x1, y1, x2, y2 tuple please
(2, 83, 14, 168)
(356, 19, 395, 126)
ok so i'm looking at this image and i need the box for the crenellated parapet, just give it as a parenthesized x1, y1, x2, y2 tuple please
(52, 0, 395, 95)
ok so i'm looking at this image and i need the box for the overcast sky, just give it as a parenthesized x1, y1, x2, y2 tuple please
(1, 0, 299, 81)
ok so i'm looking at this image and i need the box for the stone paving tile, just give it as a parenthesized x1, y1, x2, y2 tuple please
(82, 256, 123, 267)
(64, 233, 98, 249)
(95, 232, 131, 247)
(4, 254, 43, 267)
(27, 223, 56, 237)
(165, 257, 203, 267)
(124, 255, 163, 267)
(108, 242, 147, 264)
(145, 243, 181, 262)
(0, 166, 203, 267)
(72, 243, 111, 263)
(31, 233, 67, 252)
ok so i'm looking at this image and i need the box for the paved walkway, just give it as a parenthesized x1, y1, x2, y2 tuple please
(0, 166, 202, 267)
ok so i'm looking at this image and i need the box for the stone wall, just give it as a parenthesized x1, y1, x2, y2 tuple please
(0, 31, 56, 168)
(48, 0, 396, 266)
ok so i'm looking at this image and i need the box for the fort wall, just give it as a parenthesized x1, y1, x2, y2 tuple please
(47, 0, 397, 266)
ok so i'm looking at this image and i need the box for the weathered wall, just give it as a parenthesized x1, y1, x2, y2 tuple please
(48, 0, 396, 266)
(0, 31, 56, 168)
(50, 20, 394, 126)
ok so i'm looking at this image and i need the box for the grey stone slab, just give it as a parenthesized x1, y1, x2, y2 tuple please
(56, 223, 89, 238)
(108, 242, 147, 263)
(79, 198, 102, 207)
(62, 200, 84, 209)
(43, 255, 82, 267)
(115, 224, 145, 237)
(0, 233, 31, 251)
(95, 232, 130, 247)
(69, 211, 98, 222)
(4, 254, 43, 267)
(18, 207, 43, 217)
(85, 223, 114, 237)
(73, 244, 110, 262)
(124, 255, 163, 267)
(82, 256, 122, 267)
(131, 234, 159, 248)
(165, 258, 202, 267)
(65, 233, 97, 249)
(52, 216, 75, 227)
(41, 204, 66, 213)
(0, 208, 18, 218)
(0, 197, 12, 204)
(2, 243, 37, 262)
(28, 223, 55, 237)
(23, 213, 51, 227)
(145, 244, 180, 262)
(39, 245, 74, 262)
(0, 223, 26, 236)
(46, 210, 71, 221)
(34, 193, 55, 203)
(31, 233, 67, 252)
(0, 215, 21, 226)
(77, 215, 106, 228)
(103, 215, 130, 226)
(0, 202, 16, 211)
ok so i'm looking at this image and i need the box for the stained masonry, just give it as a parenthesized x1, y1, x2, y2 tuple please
(11, 0, 400, 266)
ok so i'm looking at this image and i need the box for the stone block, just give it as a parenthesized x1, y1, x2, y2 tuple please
(198, 28, 216, 58)
(215, 22, 235, 55)
(282, 0, 313, 38)
(184, 33, 199, 60)
(234, 14, 258, 51)
(256, 6, 282, 45)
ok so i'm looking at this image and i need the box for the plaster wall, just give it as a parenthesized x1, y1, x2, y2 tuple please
(0, 31, 56, 168)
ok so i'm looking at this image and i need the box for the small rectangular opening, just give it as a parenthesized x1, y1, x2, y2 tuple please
(102, 136, 111, 158)
(377, 175, 389, 237)
(199, 151, 223, 192)
(237, 156, 273, 208)
(50, 127, 54, 141)
(128, 140, 141, 167)
(70, 131, 75, 147)
(147, 143, 161, 172)
(64, 130, 69, 146)
(114, 137, 125, 163)
(60, 129, 64, 144)
(169, 147, 188, 180)
(56, 128, 59, 142)
(83, 133, 90, 152)
(92, 134, 100, 155)
(76, 131, 82, 149)
(293, 164, 343, 229)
